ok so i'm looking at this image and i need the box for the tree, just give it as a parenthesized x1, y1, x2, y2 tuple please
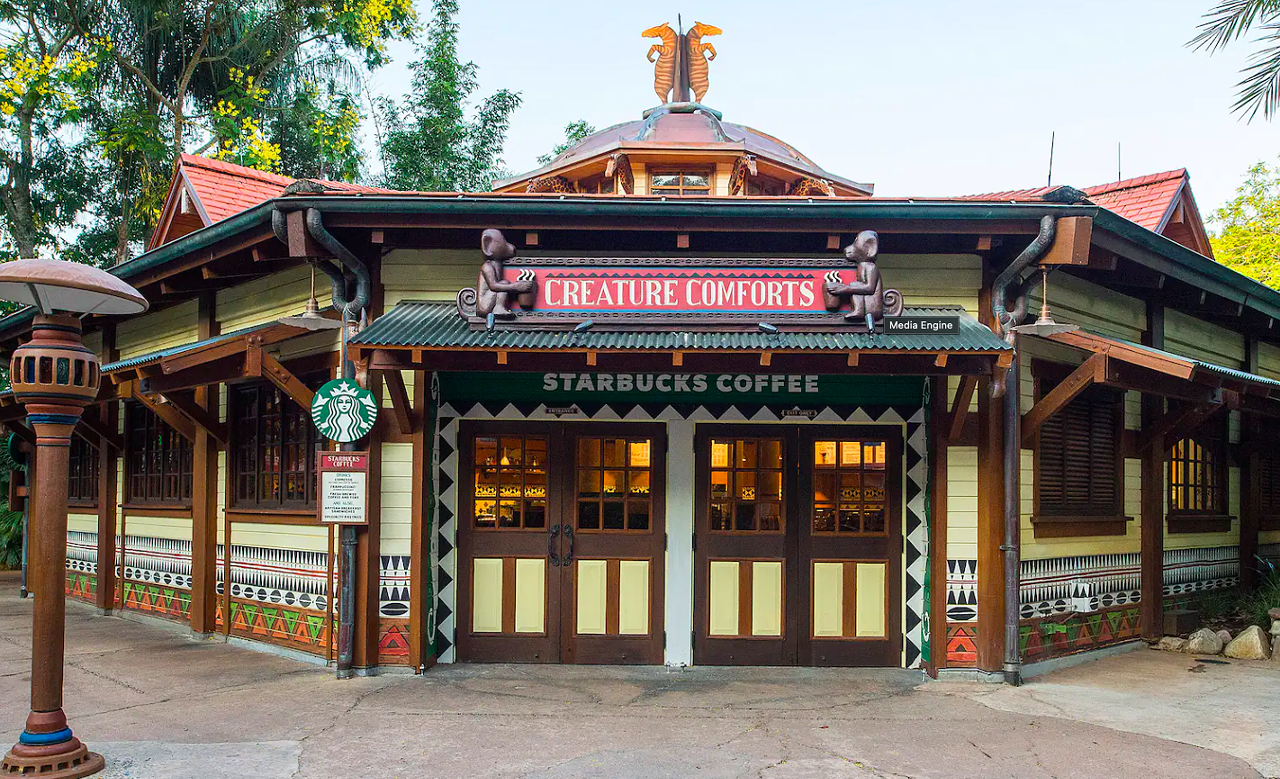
(377, 0, 520, 192)
(1191, 0, 1280, 119)
(269, 79, 363, 181)
(0, 2, 104, 259)
(1210, 158, 1280, 287)
(537, 120, 594, 166)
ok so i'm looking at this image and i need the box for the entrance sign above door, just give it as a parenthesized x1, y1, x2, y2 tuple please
(318, 451, 369, 525)
(455, 229, 904, 330)
(311, 379, 379, 443)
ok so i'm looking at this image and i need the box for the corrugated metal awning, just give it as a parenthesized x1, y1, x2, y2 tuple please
(351, 302, 1010, 354)
(1040, 329, 1280, 391)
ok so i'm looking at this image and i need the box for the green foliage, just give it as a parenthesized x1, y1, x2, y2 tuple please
(0, 468, 21, 570)
(1210, 158, 1280, 288)
(1241, 560, 1280, 628)
(537, 120, 595, 166)
(269, 79, 362, 181)
(377, 0, 520, 192)
(1191, 0, 1280, 120)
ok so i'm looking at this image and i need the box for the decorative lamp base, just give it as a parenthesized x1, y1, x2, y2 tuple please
(2, 739, 104, 778)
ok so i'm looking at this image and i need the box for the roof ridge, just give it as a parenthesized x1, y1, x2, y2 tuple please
(179, 153, 397, 193)
(1083, 168, 1186, 195)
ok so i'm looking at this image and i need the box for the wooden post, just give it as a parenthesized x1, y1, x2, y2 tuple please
(928, 376, 949, 676)
(95, 324, 118, 613)
(1140, 304, 1165, 640)
(975, 271, 1006, 673)
(353, 252, 384, 672)
(1239, 337, 1261, 592)
(189, 292, 220, 635)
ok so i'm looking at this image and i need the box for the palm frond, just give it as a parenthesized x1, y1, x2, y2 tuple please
(1190, 0, 1280, 52)
(1232, 24, 1280, 119)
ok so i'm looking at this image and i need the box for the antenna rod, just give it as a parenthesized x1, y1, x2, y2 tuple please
(1047, 131, 1055, 188)
(1117, 142, 1122, 181)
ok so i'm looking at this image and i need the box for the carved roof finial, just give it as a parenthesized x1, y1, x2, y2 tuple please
(643, 19, 722, 106)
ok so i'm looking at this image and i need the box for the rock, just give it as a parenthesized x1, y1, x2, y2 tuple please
(1216, 629, 1233, 646)
(1224, 625, 1271, 660)
(1158, 636, 1189, 653)
(1272, 637, 1280, 666)
(1187, 628, 1224, 655)
(1268, 607, 1280, 621)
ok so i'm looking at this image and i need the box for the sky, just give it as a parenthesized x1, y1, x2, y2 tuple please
(367, 0, 1277, 216)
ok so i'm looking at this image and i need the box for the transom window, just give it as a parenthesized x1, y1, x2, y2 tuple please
(473, 435, 548, 529)
(231, 382, 322, 510)
(576, 437, 652, 531)
(812, 440, 888, 535)
(125, 401, 192, 505)
(1169, 437, 1226, 515)
(649, 170, 711, 196)
(68, 435, 99, 505)
(709, 438, 783, 532)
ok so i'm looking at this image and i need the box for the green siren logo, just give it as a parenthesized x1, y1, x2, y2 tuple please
(311, 379, 378, 443)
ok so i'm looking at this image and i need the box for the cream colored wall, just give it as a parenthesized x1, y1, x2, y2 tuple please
(383, 249, 477, 307)
(115, 299, 198, 360)
(68, 513, 98, 533)
(124, 514, 191, 541)
(380, 442, 414, 557)
(946, 446, 978, 560)
(217, 264, 329, 332)
(1028, 272, 1144, 342)
(881, 255, 981, 316)
(1257, 342, 1280, 381)
(1165, 308, 1245, 369)
(230, 522, 330, 553)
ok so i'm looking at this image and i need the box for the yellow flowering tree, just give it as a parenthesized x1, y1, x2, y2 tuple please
(0, 4, 106, 258)
(270, 80, 362, 181)
(1211, 159, 1280, 288)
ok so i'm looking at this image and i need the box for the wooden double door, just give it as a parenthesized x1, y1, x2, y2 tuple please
(694, 424, 903, 667)
(457, 422, 665, 664)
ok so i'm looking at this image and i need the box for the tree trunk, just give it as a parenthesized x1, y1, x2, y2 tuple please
(3, 107, 39, 257)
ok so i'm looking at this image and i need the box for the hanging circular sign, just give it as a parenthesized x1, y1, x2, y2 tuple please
(311, 379, 379, 443)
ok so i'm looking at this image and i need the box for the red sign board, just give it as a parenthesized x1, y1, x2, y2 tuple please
(317, 451, 369, 525)
(504, 267, 850, 313)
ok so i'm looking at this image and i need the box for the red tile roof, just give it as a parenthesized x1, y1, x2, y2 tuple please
(178, 154, 394, 224)
(1081, 169, 1187, 232)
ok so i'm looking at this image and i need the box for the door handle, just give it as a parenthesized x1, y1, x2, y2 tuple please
(548, 524, 561, 567)
(562, 524, 575, 565)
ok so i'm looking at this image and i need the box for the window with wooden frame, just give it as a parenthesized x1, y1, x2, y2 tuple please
(577, 175, 616, 194)
(811, 439, 888, 535)
(230, 381, 323, 511)
(746, 176, 787, 196)
(1259, 426, 1280, 531)
(68, 435, 99, 507)
(125, 401, 193, 506)
(1167, 411, 1231, 533)
(648, 169, 712, 196)
(1032, 361, 1126, 537)
(576, 436, 652, 531)
(709, 438, 784, 532)
(473, 435, 548, 529)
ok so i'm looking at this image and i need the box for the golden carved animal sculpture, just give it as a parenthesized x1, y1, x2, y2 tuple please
(526, 176, 576, 194)
(787, 177, 835, 197)
(686, 21, 722, 103)
(643, 22, 678, 104)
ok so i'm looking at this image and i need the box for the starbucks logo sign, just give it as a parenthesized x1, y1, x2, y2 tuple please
(311, 379, 379, 443)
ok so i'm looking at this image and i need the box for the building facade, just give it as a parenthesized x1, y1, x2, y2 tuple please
(4, 38, 1280, 678)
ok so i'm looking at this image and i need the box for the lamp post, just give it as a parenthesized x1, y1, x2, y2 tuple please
(0, 259, 147, 779)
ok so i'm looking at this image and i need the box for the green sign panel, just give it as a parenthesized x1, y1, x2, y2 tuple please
(438, 372, 923, 406)
(311, 379, 379, 442)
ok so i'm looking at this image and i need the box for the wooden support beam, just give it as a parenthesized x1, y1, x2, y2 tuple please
(847, 352, 859, 367)
(827, 234, 841, 250)
(382, 369, 414, 436)
(76, 413, 123, 451)
(585, 351, 597, 367)
(1137, 399, 1224, 453)
(497, 351, 508, 365)
(672, 351, 684, 367)
(4, 420, 34, 446)
(1140, 303, 1164, 641)
(159, 391, 229, 444)
(129, 386, 197, 442)
(525, 231, 539, 246)
(676, 233, 690, 249)
(760, 352, 772, 367)
(1020, 354, 1106, 446)
(256, 349, 316, 411)
(934, 353, 948, 368)
(949, 375, 978, 444)
(1039, 216, 1093, 265)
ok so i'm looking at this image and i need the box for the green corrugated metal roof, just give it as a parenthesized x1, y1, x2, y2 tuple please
(351, 302, 1009, 352)
(101, 321, 275, 373)
(1108, 334, 1280, 389)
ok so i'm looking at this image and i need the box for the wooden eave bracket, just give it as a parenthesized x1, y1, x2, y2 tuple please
(1137, 394, 1228, 453)
(381, 369, 416, 435)
(159, 322, 317, 376)
(158, 392, 228, 445)
(245, 343, 315, 411)
(3, 420, 34, 446)
(1020, 353, 1107, 447)
(948, 375, 978, 444)
(127, 384, 197, 443)
(75, 414, 124, 451)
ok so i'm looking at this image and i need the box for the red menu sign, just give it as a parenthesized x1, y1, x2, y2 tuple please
(504, 267, 850, 313)
(317, 451, 369, 525)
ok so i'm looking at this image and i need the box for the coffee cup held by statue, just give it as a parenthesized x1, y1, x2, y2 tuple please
(822, 271, 842, 311)
(518, 287, 537, 309)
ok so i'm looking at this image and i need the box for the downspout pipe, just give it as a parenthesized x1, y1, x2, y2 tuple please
(991, 215, 1056, 686)
(271, 204, 372, 680)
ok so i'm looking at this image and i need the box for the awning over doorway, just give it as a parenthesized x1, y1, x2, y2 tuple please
(352, 301, 1011, 376)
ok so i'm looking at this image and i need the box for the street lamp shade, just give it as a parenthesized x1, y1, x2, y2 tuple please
(0, 258, 148, 315)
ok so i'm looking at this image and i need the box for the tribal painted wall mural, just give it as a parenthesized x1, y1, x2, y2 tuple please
(65, 530, 98, 604)
(433, 397, 929, 668)
(379, 554, 412, 664)
(116, 535, 192, 621)
(218, 543, 333, 655)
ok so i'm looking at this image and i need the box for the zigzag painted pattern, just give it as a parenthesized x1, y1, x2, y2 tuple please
(380, 554, 410, 618)
(434, 398, 929, 668)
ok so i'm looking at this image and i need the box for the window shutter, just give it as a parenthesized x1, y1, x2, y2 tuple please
(1038, 386, 1120, 517)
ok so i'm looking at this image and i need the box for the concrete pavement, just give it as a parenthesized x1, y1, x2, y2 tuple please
(0, 572, 1266, 778)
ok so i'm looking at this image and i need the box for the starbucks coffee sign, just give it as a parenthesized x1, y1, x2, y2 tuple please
(311, 379, 379, 443)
